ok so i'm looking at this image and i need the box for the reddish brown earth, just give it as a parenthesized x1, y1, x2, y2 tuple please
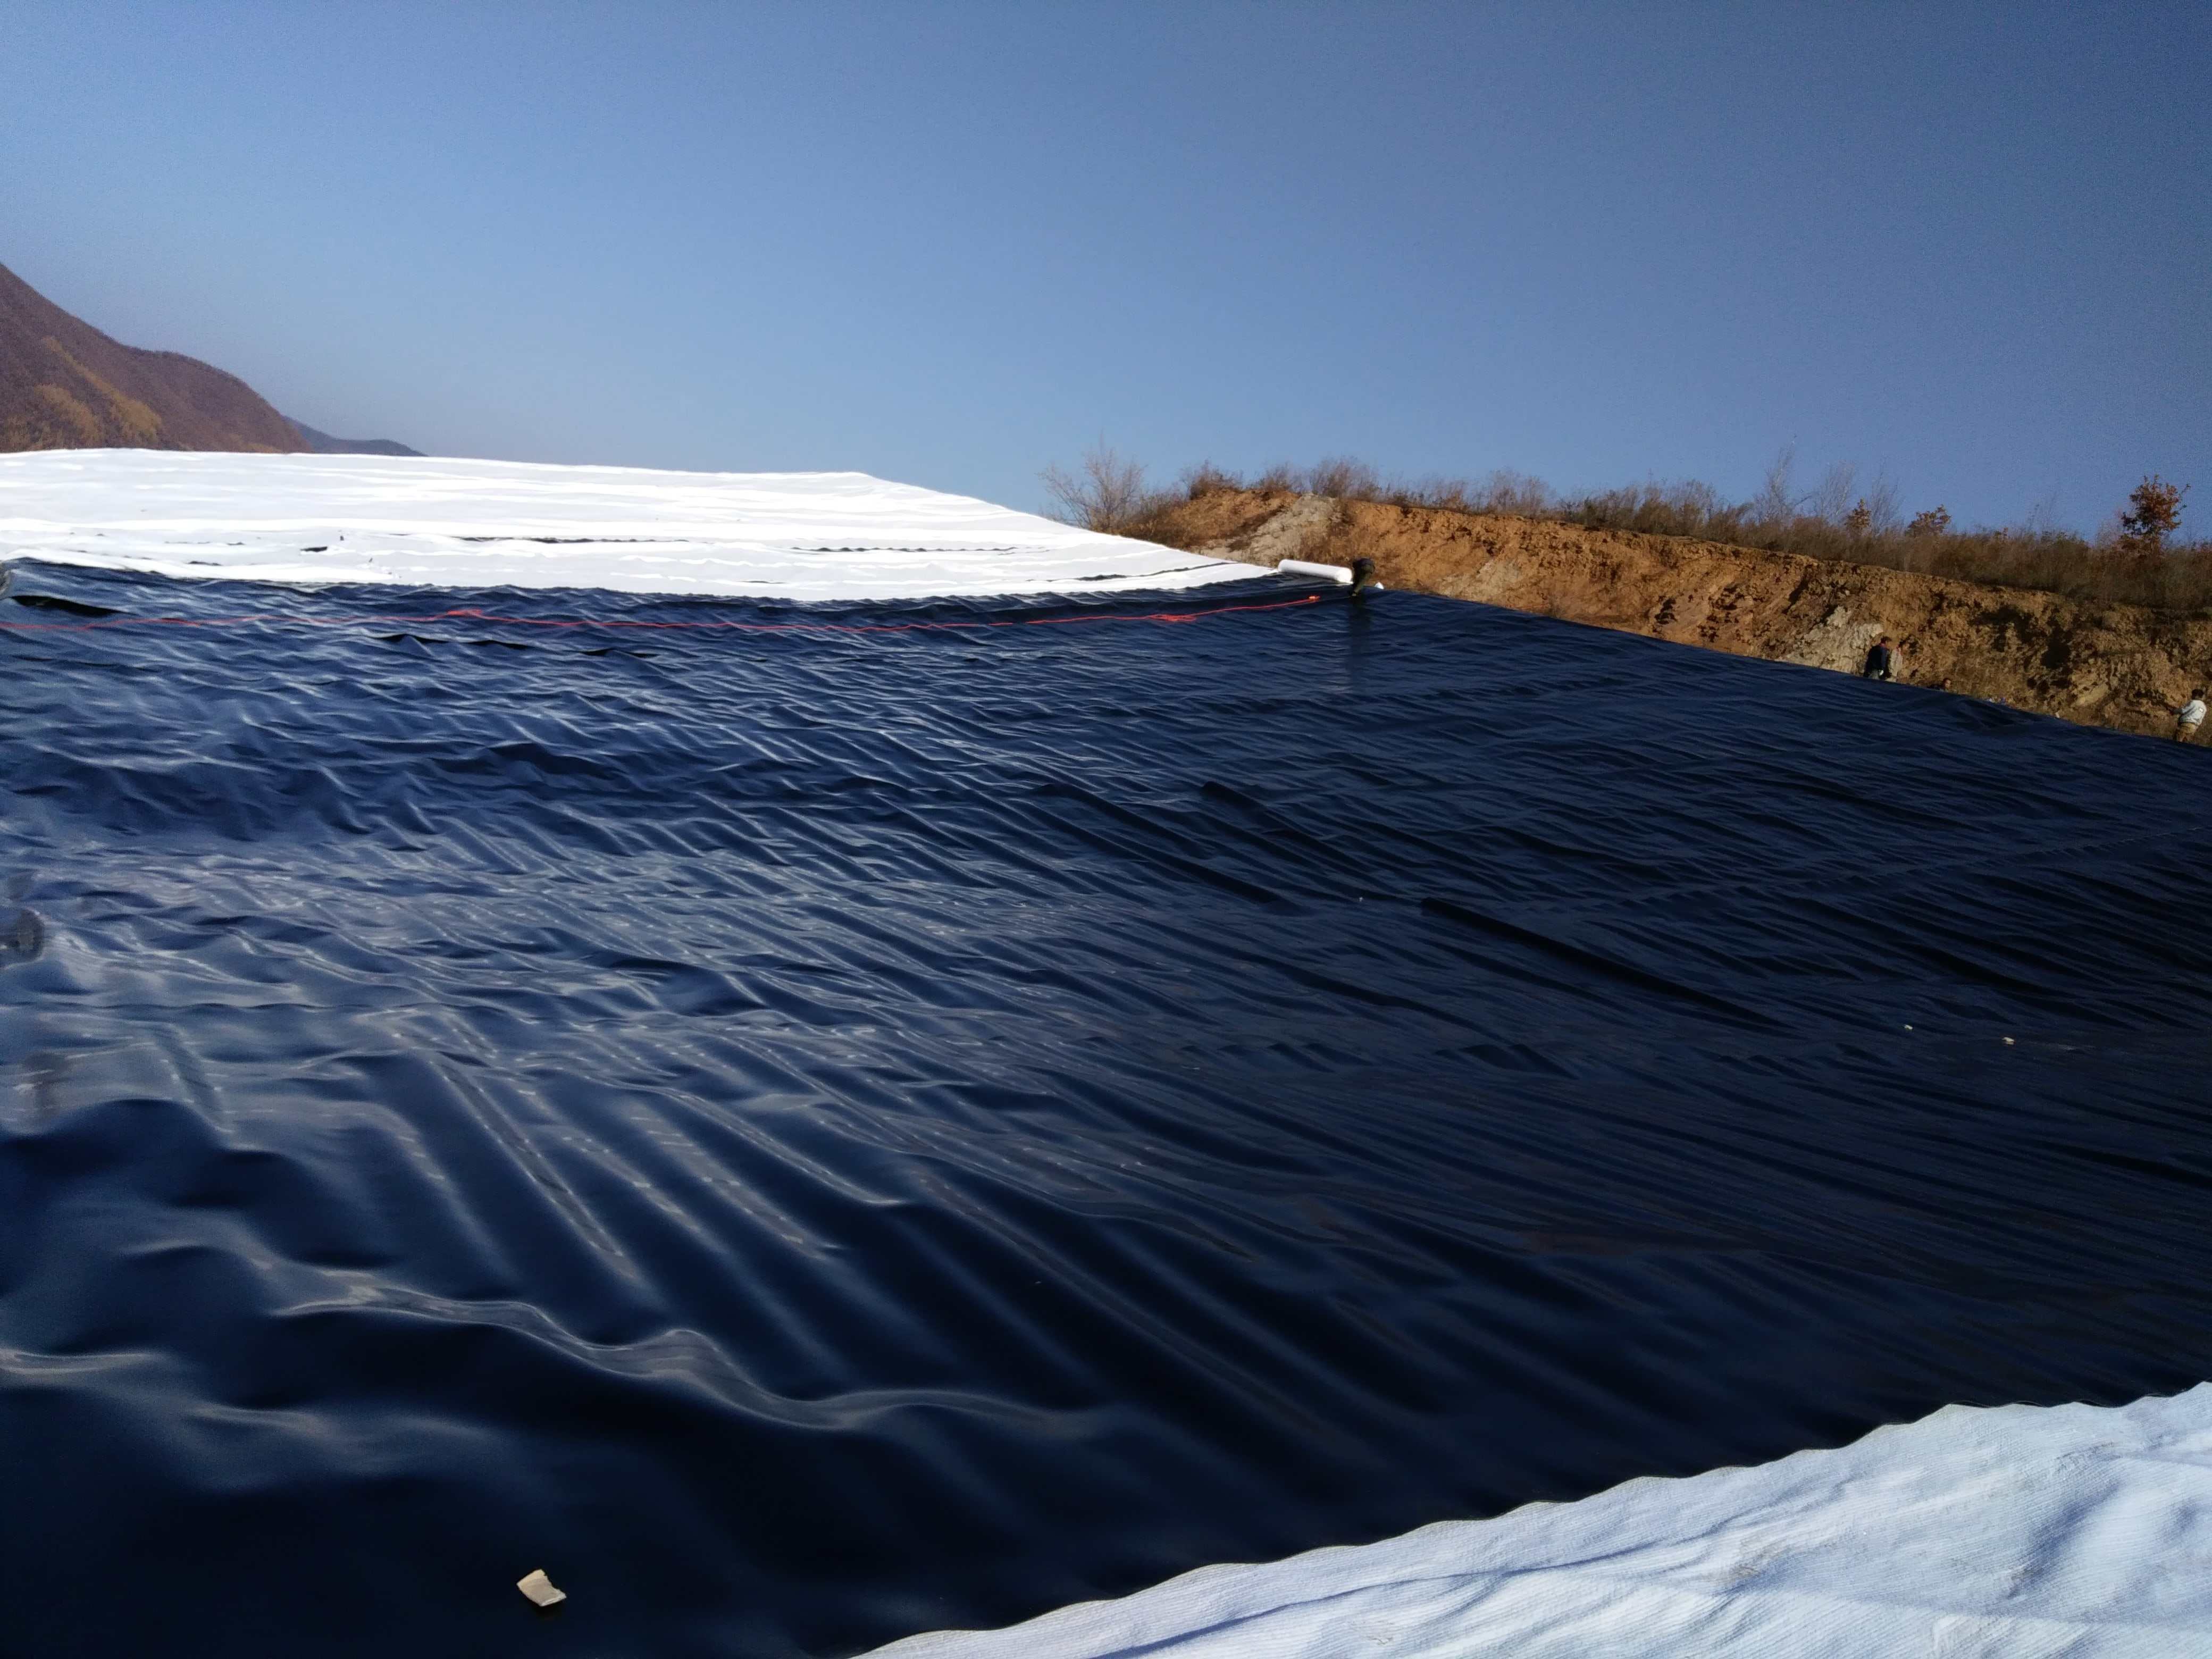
(1142, 489, 2212, 741)
(0, 261, 307, 454)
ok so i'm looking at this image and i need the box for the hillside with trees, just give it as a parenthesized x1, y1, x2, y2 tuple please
(0, 261, 309, 454)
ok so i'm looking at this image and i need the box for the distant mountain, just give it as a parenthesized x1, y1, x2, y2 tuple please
(0, 260, 308, 454)
(289, 420, 422, 458)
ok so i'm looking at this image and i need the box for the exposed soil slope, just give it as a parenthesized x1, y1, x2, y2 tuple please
(1147, 489, 2212, 740)
(0, 261, 307, 454)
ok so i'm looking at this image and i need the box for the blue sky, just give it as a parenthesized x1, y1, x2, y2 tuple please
(6, 2, 2206, 531)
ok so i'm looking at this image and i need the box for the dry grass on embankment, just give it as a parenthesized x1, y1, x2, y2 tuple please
(1134, 488, 2212, 741)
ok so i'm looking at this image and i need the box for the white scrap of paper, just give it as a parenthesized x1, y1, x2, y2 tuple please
(517, 1569, 567, 1608)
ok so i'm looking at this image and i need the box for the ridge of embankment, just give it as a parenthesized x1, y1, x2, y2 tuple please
(1148, 489, 2212, 739)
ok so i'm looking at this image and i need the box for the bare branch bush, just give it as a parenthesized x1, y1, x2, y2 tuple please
(1811, 462, 1860, 525)
(1303, 457, 1381, 499)
(1471, 469, 1553, 517)
(1751, 444, 1802, 529)
(1040, 442, 1174, 535)
(1864, 474, 1903, 536)
(1569, 479, 1747, 542)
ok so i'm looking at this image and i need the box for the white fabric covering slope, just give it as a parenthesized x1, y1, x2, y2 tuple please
(874, 1387, 2212, 1658)
(0, 450, 1250, 601)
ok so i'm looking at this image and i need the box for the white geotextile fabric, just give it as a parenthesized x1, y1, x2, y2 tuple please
(874, 1387, 2212, 1658)
(0, 450, 1249, 601)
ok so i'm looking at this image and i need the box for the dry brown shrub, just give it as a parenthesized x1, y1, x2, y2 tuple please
(1180, 462, 1243, 499)
(2119, 475, 2187, 551)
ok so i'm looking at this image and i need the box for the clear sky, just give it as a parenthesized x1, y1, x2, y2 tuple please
(6, 2, 2206, 531)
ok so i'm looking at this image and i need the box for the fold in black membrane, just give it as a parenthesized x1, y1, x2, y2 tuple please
(3, 564, 2210, 1658)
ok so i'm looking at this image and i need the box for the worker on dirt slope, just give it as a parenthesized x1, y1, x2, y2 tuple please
(2177, 689, 2206, 741)
(1861, 635, 1899, 682)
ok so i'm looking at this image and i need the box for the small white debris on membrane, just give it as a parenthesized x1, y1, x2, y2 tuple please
(517, 1569, 567, 1608)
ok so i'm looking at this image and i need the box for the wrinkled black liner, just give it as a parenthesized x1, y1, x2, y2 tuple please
(3, 563, 2209, 1657)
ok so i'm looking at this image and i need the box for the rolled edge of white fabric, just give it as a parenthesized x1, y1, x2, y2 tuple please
(1276, 559, 1353, 584)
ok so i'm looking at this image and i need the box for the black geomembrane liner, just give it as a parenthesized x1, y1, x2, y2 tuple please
(2, 562, 2209, 1656)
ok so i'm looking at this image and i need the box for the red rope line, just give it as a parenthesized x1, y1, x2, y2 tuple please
(0, 593, 1323, 636)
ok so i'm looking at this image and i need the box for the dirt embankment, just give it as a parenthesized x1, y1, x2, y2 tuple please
(1149, 489, 2212, 740)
